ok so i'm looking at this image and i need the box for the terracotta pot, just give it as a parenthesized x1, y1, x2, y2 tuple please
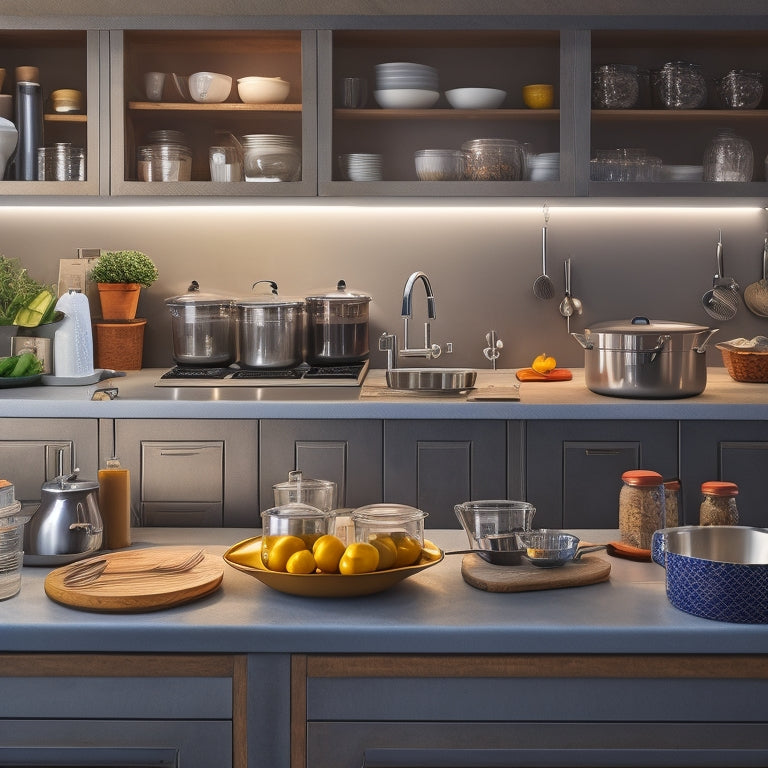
(97, 282, 141, 320)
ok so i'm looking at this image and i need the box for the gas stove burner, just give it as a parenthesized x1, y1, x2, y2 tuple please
(160, 366, 233, 379)
(232, 368, 304, 380)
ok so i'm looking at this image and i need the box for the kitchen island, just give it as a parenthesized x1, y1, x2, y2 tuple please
(1, 528, 767, 767)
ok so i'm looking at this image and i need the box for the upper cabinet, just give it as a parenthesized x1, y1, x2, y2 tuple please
(0, 30, 99, 196)
(110, 29, 317, 196)
(318, 29, 572, 197)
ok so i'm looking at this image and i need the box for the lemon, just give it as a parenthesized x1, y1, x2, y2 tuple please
(531, 353, 557, 374)
(265, 535, 308, 572)
(369, 535, 397, 570)
(393, 534, 423, 567)
(285, 549, 317, 574)
(312, 534, 346, 573)
(339, 542, 380, 575)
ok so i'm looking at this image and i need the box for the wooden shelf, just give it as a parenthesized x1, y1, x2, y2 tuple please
(44, 113, 87, 123)
(128, 101, 302, 112)
(334, 108, 559, 120)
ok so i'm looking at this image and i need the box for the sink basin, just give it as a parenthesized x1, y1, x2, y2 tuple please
(385, 368, 477, 392)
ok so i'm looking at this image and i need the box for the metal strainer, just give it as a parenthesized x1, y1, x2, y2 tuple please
(702, 230, 739, 321)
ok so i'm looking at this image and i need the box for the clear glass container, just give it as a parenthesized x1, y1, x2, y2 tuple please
(461, 138, 523, 181)
(703, 129, 754, 182)
(652, 61, 707, 109)
(717, 70, 763, 109)
(699, 481, 739, 526)
(241, 134, 301, 182)
(619, 469, 666, 550)
(260, 502, 331, 567)
(414, 149, 465, 181)
(352, 503, 427, 567)
(273, 470, 338, 514)
(663, 479, 681, 528)
(137, 143, 192, 182)
(591, 64, 640, 109)
(37, 142, 86, 181)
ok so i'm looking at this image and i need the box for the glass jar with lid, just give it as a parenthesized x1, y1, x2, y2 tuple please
(663, 479, 681, 528)
(461, 138, 523, 181)
(652, 61, 707, 109)
(699, 481, 739, 526)
(703, 129, 754, 182)
(591, 64, 640, 109)
(619, 469, 666, 550)
(717, 69, 763, 109)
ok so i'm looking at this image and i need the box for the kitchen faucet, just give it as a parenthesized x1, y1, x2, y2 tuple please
(399, 270, 443, 360)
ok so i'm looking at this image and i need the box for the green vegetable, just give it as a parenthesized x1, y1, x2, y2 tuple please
(89, 250, 158, 288)
(0, 356, 16, 377)
(0, 352, 43, 378)
(12, 288, 56, 328)
(0, 255, 57, 327)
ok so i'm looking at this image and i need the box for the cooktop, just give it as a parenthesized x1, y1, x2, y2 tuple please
(154, 360, 369, 387)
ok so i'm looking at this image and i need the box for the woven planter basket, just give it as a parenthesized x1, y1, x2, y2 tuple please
(717, 344, 768, 383)
(93, 319, 146, 370)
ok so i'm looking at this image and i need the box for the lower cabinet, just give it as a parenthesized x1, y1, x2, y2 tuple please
(526, 420, 679, 529)
(0, 654, 247, 768)
(295, 655, 768, 768)
(681, 420, 768, 527)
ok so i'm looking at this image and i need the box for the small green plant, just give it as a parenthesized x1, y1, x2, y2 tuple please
(89, 250, 159, 288)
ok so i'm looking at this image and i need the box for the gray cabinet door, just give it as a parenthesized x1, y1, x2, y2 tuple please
(526, 420, 678, 529)
(681, 421, 768, 527)
(383, 420, 509, 528)
(259, 420, 383, 512)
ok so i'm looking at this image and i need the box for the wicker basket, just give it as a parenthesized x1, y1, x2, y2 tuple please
(717, 344, 768, 383)
(92, 319, 146, 370)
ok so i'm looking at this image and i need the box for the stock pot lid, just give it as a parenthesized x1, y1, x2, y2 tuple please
(237, 280, 304, 308)
(587, 316, 710, 335)
(306, 279, 371, 303)
(165, 280, 234, 307)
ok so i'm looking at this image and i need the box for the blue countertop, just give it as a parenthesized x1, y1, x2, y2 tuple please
(3, 528, 766, 655)
(0, 367, 766, 420)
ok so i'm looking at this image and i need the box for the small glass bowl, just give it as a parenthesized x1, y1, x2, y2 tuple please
(414, 149, 465, 181)
(260, 502, 330, 566)
(351, 503, 427, 566)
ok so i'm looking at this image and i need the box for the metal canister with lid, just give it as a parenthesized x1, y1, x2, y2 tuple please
(699, 481, 739, 526)
(619, 469, 666, 550)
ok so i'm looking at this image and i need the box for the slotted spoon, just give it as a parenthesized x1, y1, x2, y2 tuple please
(702, 230, 739, 321)
(532, 224, 555, 299)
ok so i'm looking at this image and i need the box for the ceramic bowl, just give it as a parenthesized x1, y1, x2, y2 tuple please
(522, 83, 555, 109)
(188, 71, 232, 103)
(374, 88, 439, 109)
(445, 87, 506, 109)
(237, 76, 290, 104)
(414, 149, 465, 181)
(51, 89, 83, 113)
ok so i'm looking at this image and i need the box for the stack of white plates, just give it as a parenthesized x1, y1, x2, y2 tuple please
(527, 152, 560, 181)
(374, 62, 439, 109)
(661, 164, 703, 182)
(339, 153, 383, 181)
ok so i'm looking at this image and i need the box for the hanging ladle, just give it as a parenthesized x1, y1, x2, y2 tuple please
(559, 257, 583, 332)
(702, 229, 739, 321)
(743, 235, 768, 318)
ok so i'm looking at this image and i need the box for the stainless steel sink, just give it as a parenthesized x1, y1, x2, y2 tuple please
(385, 368, 477, 393)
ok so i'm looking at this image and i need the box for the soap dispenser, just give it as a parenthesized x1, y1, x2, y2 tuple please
(98, 456, 131, 549)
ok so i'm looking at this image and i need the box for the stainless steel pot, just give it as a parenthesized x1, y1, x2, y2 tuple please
(23, 471, 103, 565)
(572, 316, 718, 399)
(165, 281, 236, 366)
(236, 281, 305, 369)
(305, 279, 371, 365)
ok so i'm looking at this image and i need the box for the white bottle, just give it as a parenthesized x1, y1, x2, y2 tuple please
(53, 290, 94, 378)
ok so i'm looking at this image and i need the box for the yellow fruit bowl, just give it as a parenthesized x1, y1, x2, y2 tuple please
(223, 537, 444, 598)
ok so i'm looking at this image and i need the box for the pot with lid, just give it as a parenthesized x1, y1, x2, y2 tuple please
(165, 280, 236, 366)
(305, 279, 371, 365)
(572, 316, 718, 398)
(236, 280, 306, 369)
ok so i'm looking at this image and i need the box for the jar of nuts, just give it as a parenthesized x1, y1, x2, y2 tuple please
(619, 469, 666, 550)
(699, 481, 739, 526)
(663, 479, 681, 528)
(461, 138, 523, 181)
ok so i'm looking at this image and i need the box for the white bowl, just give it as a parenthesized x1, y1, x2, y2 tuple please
(237, 76, 290, 104)
(445, 87, 506, 109)
(374, 89, 439, 109)
(188, 72, 232, 103)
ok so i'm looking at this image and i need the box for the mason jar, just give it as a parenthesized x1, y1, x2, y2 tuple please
(703, 129, 753, 182)
(653, 61, 707, 109)
(591, 64, 640, 109)
(619, 469, 666, 550)
(699, 481, 739, 526)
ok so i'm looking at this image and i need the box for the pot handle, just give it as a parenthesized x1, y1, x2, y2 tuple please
(571, 332, 592, 350)
(651, 530, 666, 567)
(252, 280, 278, 295)
(694, 328, 719, 354)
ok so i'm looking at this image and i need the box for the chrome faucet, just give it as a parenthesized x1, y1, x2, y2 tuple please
(398, 271, 443, 360)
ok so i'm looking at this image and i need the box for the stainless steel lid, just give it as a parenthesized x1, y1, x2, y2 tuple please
(305, 279, 371, 303)
(236, 280, 304, 308)
(584, 316, 713, 352)
(164, 280, 234, 307)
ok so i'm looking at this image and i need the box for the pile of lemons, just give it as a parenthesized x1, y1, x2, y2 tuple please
(263, 533, 423, 575)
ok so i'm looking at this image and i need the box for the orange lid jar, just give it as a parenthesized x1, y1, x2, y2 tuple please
(619, 470, 665, 550)
(700, 481, 739, 526)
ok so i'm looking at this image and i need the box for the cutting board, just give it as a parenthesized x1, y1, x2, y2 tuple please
(44, 547, 224, 613)
(461, 553, 610, 593)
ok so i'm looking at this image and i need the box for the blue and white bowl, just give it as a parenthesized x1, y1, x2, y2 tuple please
(652, 525, 768, 624)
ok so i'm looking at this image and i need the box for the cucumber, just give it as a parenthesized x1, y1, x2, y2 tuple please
(13, 289, 56, 328)
(10, 351, 35, 377)
(0, 356, 17, 377)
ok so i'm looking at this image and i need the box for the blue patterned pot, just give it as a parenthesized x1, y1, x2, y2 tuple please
(652, 525, 768, 624)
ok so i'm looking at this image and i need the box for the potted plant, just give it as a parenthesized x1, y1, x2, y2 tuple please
(89, 250, 158, 320)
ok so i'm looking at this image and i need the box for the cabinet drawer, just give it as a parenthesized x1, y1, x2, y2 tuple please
(141, 441, 223, 502)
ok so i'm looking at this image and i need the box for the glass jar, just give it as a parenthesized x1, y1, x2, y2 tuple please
(703, 129, 754, 182)
(260, 502, 331, 568)
(619, 469, 666, 550)
(652, 61, 707, 109)
(591, 64, 640, 109)
(717, 70, 763, 109)
(136, 143, 192, 182)
(351, 503, 427, 567)
(461, 138, 523, 181)
(663, 479, 681, 528)
(699, 481, 739, 526)
(241, 134, 301, 182)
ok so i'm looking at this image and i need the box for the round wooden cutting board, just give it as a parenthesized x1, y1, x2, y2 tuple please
(461, 553, 611, 593)
(44, 547, 224, 613)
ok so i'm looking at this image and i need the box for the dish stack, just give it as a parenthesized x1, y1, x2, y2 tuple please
(338, 153, 383, 181)
(374, 62, 440, 109)
(527, 152, 560, 181)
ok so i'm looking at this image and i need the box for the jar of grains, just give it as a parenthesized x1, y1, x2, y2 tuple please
(699, 481, 739, 526)
(619, 469, 666, 549)
(663, 479, 681, 528)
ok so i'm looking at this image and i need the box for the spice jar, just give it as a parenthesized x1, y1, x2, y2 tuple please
(663, 479, 681, 528)
(591, 64, 640, 109)
(619, 469, 666, 550)
(699, 481, 739, 526)
(703, 129, 753, 182)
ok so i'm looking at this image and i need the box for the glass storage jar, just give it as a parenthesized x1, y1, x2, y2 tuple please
(461, 138, 523, 181)
(652, 61, 707, 109)
(717, 69, 763, 109)
(241, 134, 301, 182)
(591, 64, 640, 109)
(663, 479, 681, 527)
(137, 143, 192, 182)
(703, 129, 754, 182)
(699, 481, 739, 526)
(352, 503, 427, 568)
(619, 469, 666, 550)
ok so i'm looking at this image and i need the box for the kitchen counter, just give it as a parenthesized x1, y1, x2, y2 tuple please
(3, 528, 767, 656)
(0, 367, 766, 420)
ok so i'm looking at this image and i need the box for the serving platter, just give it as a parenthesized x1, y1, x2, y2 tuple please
(224, 537, 443, 597)
(0, 373, 42, 388)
